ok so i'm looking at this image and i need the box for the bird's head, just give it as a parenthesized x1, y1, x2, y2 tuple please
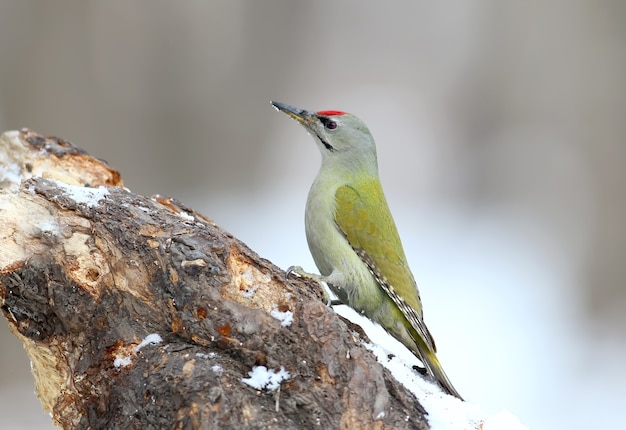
(271, 101, 378, 176)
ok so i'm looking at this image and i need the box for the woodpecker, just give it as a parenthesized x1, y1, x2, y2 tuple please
(272, 101, 463, 400)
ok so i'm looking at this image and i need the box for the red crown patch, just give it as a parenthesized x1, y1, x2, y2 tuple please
(317, 110, 346, 116)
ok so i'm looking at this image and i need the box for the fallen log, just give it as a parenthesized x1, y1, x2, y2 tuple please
(0, 129, 427, 429)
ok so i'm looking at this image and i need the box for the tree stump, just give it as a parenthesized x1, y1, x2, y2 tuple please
(0, 129, 428, 429)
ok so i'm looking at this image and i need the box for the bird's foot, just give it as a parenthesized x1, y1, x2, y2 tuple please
(285, 266, 341, 308)
(285, 265, 320, 281)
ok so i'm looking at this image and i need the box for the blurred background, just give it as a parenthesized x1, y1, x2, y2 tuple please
(1, 1, 625, 429)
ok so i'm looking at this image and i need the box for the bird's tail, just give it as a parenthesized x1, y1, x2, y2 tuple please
(416, 340, 463, 400)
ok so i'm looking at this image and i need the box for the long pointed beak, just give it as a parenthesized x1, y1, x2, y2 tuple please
(271, 101, 314, 124)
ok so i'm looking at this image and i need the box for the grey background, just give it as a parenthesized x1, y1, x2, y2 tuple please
(1, 2, 625, 429)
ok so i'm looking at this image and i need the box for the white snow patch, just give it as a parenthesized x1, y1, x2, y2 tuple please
(0, 160, 21, 185)
(271, 308, 293, 327)
(37, 217, 59, 235)
(114, 334, 163, 369)
(135, 333, 163, 351)
(241, 366, 290, 391)
(114, 356, 132, 369)
(375, 411, 386, 420)
(211, 364, 223, 375)
(241, 283, 259, 298)
(364, 341, 527, 430)
(52, 179, 109, 207)
(195, 353, 210, 359)
(179, 211, 195, 221)
(481, 411, 527, 430)
(330, 305, 526, 429)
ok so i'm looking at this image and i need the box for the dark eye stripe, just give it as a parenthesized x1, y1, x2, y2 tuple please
(321, 139, 334, 151)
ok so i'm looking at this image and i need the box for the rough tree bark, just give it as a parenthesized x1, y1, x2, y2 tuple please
(0, 130, 428, 429)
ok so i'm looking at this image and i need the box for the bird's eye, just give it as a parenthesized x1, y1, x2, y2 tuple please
(319, 116, 337, 130)
(319, 117, 338, 130)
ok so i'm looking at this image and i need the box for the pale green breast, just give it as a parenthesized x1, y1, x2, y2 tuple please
(304, 173, 380, 305)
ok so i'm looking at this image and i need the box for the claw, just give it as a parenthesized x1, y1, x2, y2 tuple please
(284, 265, 339, 308)
(285, 265, 302, 280)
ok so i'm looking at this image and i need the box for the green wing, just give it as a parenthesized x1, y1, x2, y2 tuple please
(334, 182, 436, 351)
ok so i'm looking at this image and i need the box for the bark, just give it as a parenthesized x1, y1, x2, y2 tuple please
(0, 129, 428, 429)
